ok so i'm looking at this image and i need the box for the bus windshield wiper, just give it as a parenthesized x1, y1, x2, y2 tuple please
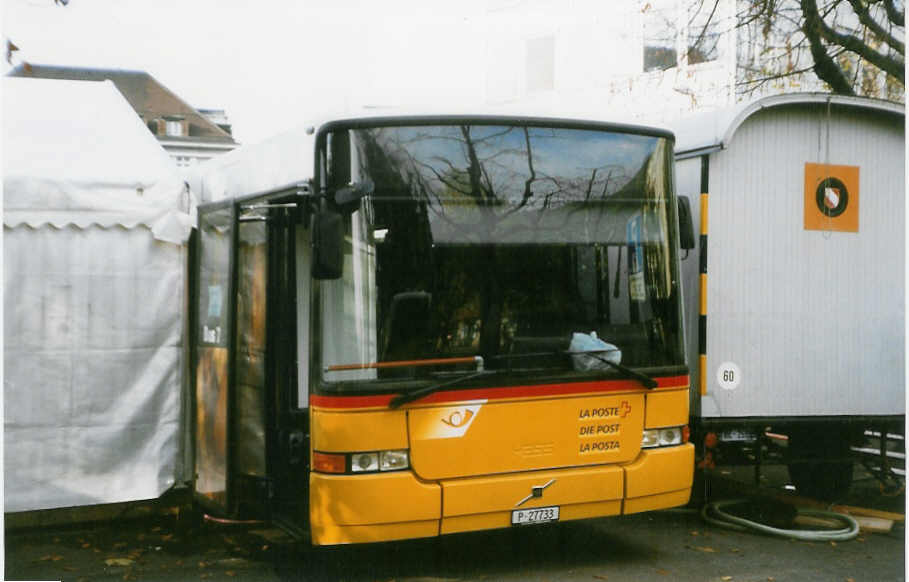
(389, 369, 497, 409)
(387, 350, 657, 409)
(493, 350, 657, 389)
(584, 352, 658, 389)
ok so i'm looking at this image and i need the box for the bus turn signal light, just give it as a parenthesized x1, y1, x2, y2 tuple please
(313, 452, 346, 474)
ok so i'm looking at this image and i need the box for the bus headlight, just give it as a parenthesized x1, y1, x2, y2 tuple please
(659, 427, 683, 446)
(379, 450, 409, 471)
(351, 452, 379, 473)
(642, 426, 687, 449)
(642, 429, 661, 448)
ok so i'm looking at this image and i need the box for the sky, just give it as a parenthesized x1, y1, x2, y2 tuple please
(2, 0, 489, 145)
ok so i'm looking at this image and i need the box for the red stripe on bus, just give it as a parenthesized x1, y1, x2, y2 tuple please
(311, 375, 689, 409)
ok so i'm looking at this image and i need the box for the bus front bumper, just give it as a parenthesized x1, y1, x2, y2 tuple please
(309, 443, 694, 545)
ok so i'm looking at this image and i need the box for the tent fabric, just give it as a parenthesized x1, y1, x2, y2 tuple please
(2, 77, 193, 243)
(4, 226, 184, 511)
(3, 77, 189, 511)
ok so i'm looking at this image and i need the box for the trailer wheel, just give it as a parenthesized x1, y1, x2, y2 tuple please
(787, 430, 854, 501)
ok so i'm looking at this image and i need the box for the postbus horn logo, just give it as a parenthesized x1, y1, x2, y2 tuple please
(441, 409, 474, 428)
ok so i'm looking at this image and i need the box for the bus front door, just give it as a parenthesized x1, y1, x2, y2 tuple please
(193, 198, 309, 532)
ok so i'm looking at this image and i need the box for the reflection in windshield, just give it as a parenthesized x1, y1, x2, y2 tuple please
(320, 123, 683, 387)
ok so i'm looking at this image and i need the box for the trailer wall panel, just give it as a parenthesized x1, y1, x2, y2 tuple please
(688, 104, 904, 418)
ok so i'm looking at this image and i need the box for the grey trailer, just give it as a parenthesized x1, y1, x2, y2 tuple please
(672, 93, 905, 499)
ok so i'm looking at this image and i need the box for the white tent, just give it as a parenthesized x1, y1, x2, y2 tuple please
(3, 77, 192, 511)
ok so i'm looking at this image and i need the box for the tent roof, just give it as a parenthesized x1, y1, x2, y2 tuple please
(2, 77, 191, 242)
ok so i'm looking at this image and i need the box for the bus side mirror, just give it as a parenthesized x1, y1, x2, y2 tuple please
(677, 196, 695, 251)
(312, 209, 343, 280)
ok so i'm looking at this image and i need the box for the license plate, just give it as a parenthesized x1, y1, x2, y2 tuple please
(511, 506, 560, 526)
(719, 429, 756, 442)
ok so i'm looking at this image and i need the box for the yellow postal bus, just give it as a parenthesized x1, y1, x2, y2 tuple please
(191, 115, 694, 545)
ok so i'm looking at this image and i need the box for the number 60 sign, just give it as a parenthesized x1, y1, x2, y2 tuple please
(716, 362, 741, 391)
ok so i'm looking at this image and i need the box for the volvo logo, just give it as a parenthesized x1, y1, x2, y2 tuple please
(514, 479, 556, 507)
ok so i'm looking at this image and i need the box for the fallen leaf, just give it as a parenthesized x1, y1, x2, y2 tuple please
(226, 572, 237, 577)
(593, 576, 608, 581)
(694, 546, 717, 553)
(113, 542, 128, 549)
(656, 568, 670, 575)
(689, 530, 700, 536)
(105, 558, 135, 567)
(730, 548, 741, 553)
(81, 543, 92, 549)
(152, 526, 162, 532)
(52, 555, 64, 562)
(161, 534, 174, 541)
(722, 577, 733, 581)
(830, 541, 837, 547)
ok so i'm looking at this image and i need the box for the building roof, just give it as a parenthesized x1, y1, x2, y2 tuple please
(7, 63, 236, 144)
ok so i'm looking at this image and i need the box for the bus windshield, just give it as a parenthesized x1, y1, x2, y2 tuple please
(318, 122, 684, 389)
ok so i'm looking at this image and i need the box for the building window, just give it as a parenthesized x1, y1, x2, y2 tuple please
(175, 156, 195, 168)
(687, 0, 720, 65)
(643, 0, 721, 72)
(165, 119, 185, 137)
(643, 0, 678, 72)
(526, 35, 555, 93)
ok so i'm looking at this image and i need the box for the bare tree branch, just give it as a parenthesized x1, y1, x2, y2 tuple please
(883, 0, 905, 26)
(806, 0, 905, 80)
(737, 0, 904, 96)
(847, 0, 903, 52)
(517, 127, 537, 210)
(688, 0, 721, 62)
(801, 0, 859, 93)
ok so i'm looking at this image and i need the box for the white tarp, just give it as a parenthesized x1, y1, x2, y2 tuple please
(3, 77, 190, 511)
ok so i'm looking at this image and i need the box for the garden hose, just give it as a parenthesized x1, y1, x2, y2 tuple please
(701, 499, 860, 542)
